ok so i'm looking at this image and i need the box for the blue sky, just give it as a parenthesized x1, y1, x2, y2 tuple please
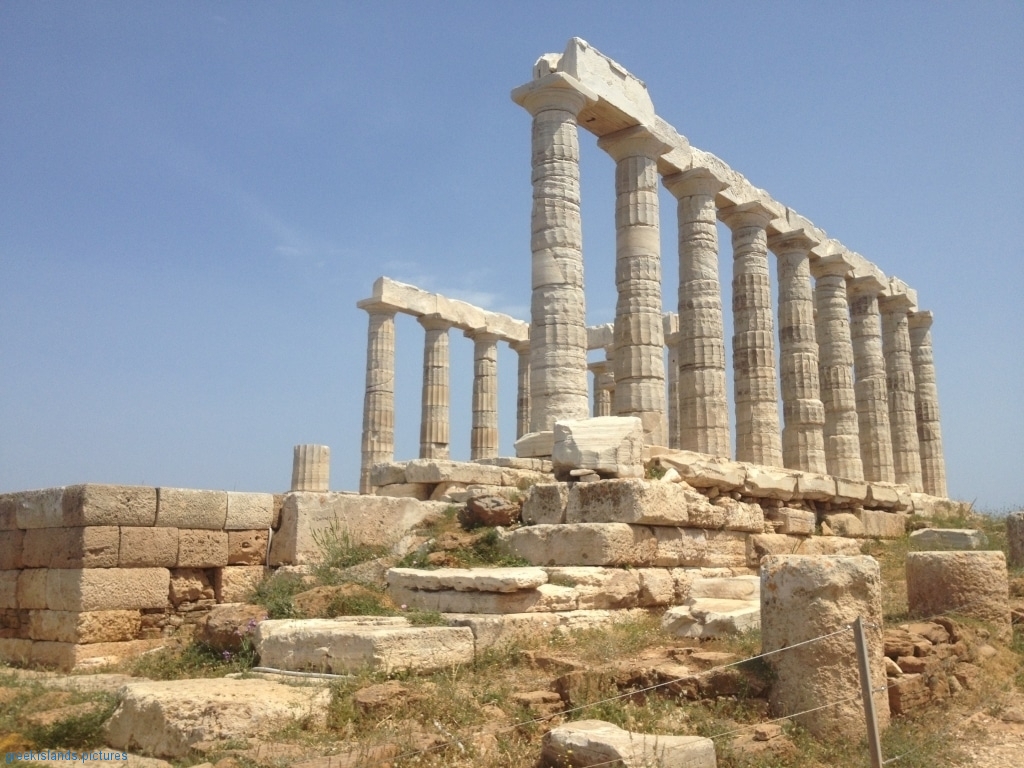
(1, 2, 1021, 510)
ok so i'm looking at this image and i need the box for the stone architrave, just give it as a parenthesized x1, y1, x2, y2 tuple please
(811, 251, 864, 481)
(597, 125, 670, 446)
(663, 169, 730, 457)
(291, 445, 329, 493)
(512, 73, 597, 433)
(719, 202, 783, 467)
(466, 330, 500, 460)
(510, 339, 531, 440)
(769, 229, 827, 474)
(418, 314, 452, 460)
(908, 311, 947, 497)
(664, 331, 681, 448)
(357, 301, 396, 493)
(848, 273, 896, 483)
(588, 360, 614, 417)
(879, 287, 924, 492)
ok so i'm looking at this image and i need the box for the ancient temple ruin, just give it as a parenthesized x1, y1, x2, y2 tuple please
(359, 37, 947, 500)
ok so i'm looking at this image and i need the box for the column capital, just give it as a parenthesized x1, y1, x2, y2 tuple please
(847, 272, 888, 299)
(511, 72, 597, 117)
(596, 124, 671, 162)
(718, 200, 775, 230)
(810, 252, 857, 280)
(767, 227, 820, 255)
(662, 167, 728, 199)
(588, 359, 611, 376)
(509, 338, 531, 355)
(417, 313, 451, 332)
(878, 291, 915, 314)
(356, 299, 399, 316)
(464, 328, 501, 343)
(908, 310, 934, 330)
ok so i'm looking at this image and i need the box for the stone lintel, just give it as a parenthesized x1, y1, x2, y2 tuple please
(847, 270, 888, 298)
(597, 124, 671, 161)
(511, 71, 596, 116)
(662, 166, 728, 199)
(767, 227, 820, 254)
(810, 251, 857, 279)
(586, 323, 614, 350)
(908, 310, 934, 330)
(718, 199, 778, 230)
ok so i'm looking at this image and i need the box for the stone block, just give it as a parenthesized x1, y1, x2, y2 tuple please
(387, 567, 548, 593)
(888, 673, 931, 715)
(0, 529, 24, 570)
(390, 582, 576, 614)
(0, 494, 17, 530)
(765, 507, 815, 535)
(499, 467, 552, 488)
(12, 488, 65, 529)
(551, 416, 644, 479)
(662, 598, 760, 638)
(225, 492, 276, 530)
(1009, 511, 1024, 569)
(105, 678, 331, 757)
(446, 609, 647, 649)
(17, 568, 50, 609)
(690, 575, 760, 600)
(0, 571, 18, 609)
(370, 462, 408, 486)
(746, 534, 861, 567)
(375, 483, 434, 501)
(227, 529, 268, 565)
(177, 529, 228, 568)
(652, 528, 749, 568)
(477, 456, 553, 472)
(545, 567, 641, 610)
(656, 451, 746, 490)
(27, 609, 142, 643)
(909, 528, 987, 550)
(821, 512, 865, 538)
(906, 551, 1010, 639)
(636, 568, 676, 606)
(46, 568, 170, 611)
(794, 473, 836, 501)
(30, 638, 166, 671)
(23, 526, 120, 569)
(834, 478, 869, 503)
(269, 492, 446, 566)
(541, 719, 716, 768)
(0, 638, 33, 664)
(502, 523, 657, 567)
(514, 430, 554, 458)
(119, 527, 179, 568)
(403, 459, 504, 486)
(214, 566, 266, 603)
(428, 481, 467, 501)
(521, 483, 569, 525)
(908, 494, 966, 518)
(169, 568, 214, 606)
(860, 510, 906, 539)
(865, 483, 900, 508)
(255, 618, 475, 674)
(157, 488, 228, 529)
(62, 484, 157, 527)
(761, 555, 888, 740)
(742, 466, 797, 501)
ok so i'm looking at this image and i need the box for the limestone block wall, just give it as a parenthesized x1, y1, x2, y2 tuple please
(0, 484, 278, 670)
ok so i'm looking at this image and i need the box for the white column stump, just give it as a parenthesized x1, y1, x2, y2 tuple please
(292, 445, 330, 493)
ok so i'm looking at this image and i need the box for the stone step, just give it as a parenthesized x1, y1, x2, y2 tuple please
(254, 617, 475, 674)
(387, 566, 548, 593)
(661, 598, 761, 638)
(689, 575, 760, 600)
(444, 608, 651, 649)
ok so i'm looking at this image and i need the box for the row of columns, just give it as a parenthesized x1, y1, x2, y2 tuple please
(357, 302, 530, 494)
(514, 71, 946, 497)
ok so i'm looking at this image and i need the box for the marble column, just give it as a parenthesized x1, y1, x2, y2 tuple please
(292, 444, 330, 493)
(909, 310, 946, 497)
(510, 339, 531, 440)
(719, 202, 783, 467)
(811, 254, 864, 481)
(769, 230, 827, 474)
(357, 302, 396, 494)
(588, 360, 614, 417)
(848, 273, 896, 483)
(467, 330, 500, 460)
(665, 331, 681, 449)
(418, 314, 451, 460)
(597, 126, 670, 446)
(879, 288, 924, 492)
(663, 169, 731, 457)
(512, 73, 596, 433)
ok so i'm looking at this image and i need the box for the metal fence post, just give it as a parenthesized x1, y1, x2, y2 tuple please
(854, 615, 884, 768)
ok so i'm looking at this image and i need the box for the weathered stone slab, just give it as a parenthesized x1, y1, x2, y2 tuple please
(214, 565, 265, 603)
(765, 507, 815, 535)
(169, 568, 214, 606)
(794, 473, 836, 501)
(662, 598, 760, 638)
(502, 523, 656, 567)
(636, 568, 676, 606)
(269, 492, 446, 566)
(32, 638, 166, 671)
(156, 488, 227, 529)
(390, 583, 577, 614)
(834, 478, 869, 503)
(255, 618, 475, 674)
(541, 718, 716, 768)
(0, 528, 24, 569)
(63, 484, 157, 527)
(514, 430, 555, 459)
(476, 456, 553, 472)
(370, 462, 407, 487)
(909, 528, 987, 550)
(104, 678, 331, 758)
(908, 494, 966, 519)
(375, 482, 434, 501)
(865, 483, 900, 508)
(119, 527, 179, 568)
(860, 510, 906, 539)
(225, 492, 276, 530)
(821, 512, 865, 538)
(387, 567, 548, 593)
(227, 529, 268, 565)
(652, 528, 749, 568)
(551, 416, 644, 479)
(545, 567, 641, 610)
(656, 451, 746, 490)
(0, 570, 19, 609)
(46, 568, 170, 611)
(445, 609, 648, 649)
(746, 534, 861, 566)
(522, 483, 570, 525)
(23, 526, 120, 569)
(17, 568, 49, 609)
(906, 551, 1010, 639)
(0, 637, 32, 664)
(28, 609, 142, 643)
(690, 575, 760, 600)
(403, 459, 504, 486)
(500, 467, 553, 488)
(742, 466, 797, 500)
(12, 488, 65, 529)
(177, 529, 228, 568)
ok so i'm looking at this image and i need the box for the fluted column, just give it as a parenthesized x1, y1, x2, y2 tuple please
(769, 230, 827, 473)
(665, 331, 681, 449)
(292, 444, 330, 492)
(908, 311, 947, 497)
(510, 339, 531, 440)
(811, 253, 864, 480)
(512, 73, 596, 433)
(598, 126, 670, 446)
(720, 203, 783, 467)
(848, 273, 896, 483)
(357, 301, 396, 493)
(589, 360, 614, 417)
(418, 314, 451, 460)
(663, 170, 730, 457)
(879, 288, 924, 492)
(467, 330, 500, 460)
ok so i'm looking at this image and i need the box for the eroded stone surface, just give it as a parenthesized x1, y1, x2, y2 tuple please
(541, 719, 716, 768)
(551, 417, 644, 479)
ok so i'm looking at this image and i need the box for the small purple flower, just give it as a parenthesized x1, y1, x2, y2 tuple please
(222, 650, 233, 661)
